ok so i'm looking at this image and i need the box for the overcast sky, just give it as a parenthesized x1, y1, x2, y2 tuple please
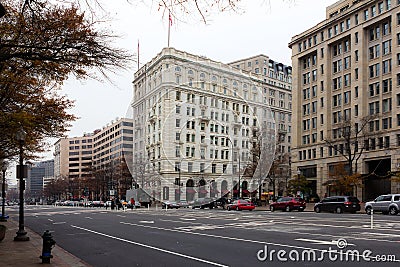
(44, 0, 338, 159)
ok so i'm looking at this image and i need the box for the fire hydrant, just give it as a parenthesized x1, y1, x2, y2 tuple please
(40, 230, 56, 264)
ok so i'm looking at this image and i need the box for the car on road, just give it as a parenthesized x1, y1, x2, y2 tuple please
(314, 196, 360, 213)
(90, 200, 104, 207)
(269, 197, 306, 212)
(162, 201, 180, 209)
(177, 200, 189, 208)
(192, 198, 216, 209)
(226, 199, 255, 211)
(365, 194, 400, 215)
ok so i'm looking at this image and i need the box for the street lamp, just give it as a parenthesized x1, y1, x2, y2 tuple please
(177, 161, 181, 201)
(297, 169, 301, 197)
(0, 161, 8, 221)
(14, 127, 29, 241)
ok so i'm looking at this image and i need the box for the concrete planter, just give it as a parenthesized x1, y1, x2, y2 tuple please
(0, 224, 6, 241)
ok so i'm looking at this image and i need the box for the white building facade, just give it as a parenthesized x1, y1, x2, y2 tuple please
(132, 48, 292, 202)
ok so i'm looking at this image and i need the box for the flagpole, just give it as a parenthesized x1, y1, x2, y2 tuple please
(167, 11, 171, 47)
(137, 39, 140, 70)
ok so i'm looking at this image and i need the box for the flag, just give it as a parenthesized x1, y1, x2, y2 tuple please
(169, 12, 173, 26)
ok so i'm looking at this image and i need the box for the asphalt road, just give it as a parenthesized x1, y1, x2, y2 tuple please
(8, 205, 400, 267)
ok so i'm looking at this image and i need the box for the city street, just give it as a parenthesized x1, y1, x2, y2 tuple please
(7, 205, 400, 267)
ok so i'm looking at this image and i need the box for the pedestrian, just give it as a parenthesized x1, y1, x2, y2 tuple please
(130, 198, 135, 210)
(105, 201, 108, 210)
(111, 200, 115, 210)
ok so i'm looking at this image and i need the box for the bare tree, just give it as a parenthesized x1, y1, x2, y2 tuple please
(267, 130, 290, 198)
(324, 115, 378, 176)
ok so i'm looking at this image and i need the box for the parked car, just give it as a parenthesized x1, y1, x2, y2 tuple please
(162, 201, 180, 209)
(192, 198, 216, 209)
(365, 194, 400, 215)
(269, 197, 306, 212)
(314, 196, 360, 213)
(214, 197, 228, 209)
(226, 199, 255, 211)
(177, 200, 189, 208)
(126, 201, 141, 209)
(90, 200, 104, 207)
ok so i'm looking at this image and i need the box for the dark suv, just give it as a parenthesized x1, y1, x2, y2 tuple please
(314, 196, 360, 213)
(192, 197, 215, 209)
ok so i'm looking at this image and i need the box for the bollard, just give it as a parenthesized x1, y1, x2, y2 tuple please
(370, 208, 374, 229)
(40, 230, 56, 264)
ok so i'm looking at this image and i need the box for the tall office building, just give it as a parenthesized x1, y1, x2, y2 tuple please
(27, 160, 54, 201)
(289, 0, 400, 200)
(54, 118, 134, 179)
(131, 47, 292, 202)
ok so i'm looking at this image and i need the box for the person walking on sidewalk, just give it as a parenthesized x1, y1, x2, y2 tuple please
(130, 198, 135, 210)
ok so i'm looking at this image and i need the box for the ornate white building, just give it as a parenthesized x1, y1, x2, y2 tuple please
(131, 47, 292, 201)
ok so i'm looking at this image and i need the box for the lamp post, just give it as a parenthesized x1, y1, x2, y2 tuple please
(14, 127, 29, 241)
(238, 155, 241, 199)
(178, 161, 181, 201)
(0, 161, 8, 221)
(297, 169, 301, 197)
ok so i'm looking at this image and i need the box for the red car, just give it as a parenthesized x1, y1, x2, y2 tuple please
(226, 199, 255, 211)
(270, 197, 306, 212)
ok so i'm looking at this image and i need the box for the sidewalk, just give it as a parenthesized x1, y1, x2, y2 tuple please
(0, 218, 91, 267)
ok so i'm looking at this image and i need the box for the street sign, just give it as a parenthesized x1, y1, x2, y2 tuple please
(16, 165, 28, 179)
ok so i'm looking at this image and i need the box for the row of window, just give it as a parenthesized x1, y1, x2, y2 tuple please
(69, 145, 92, 150)
(69, 139, 92, 145)
(298, 0, 396, 54)
(298, 134, 394, 161)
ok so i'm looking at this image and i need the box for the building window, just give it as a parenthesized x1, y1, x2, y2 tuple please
(383, 21, 391, 35)
(378, 2, 384, 13)
(371, 5, 376, 17)
(383, 40, 391, 55)
(176, 91, 181, 101)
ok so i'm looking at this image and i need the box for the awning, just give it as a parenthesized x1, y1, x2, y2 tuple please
(199, 189, 208, 194)
(186, 188, 196, 194)
(175, 189, 183, 193)
(211, 188, 220, 193)
(242, 189, 250, 194)
(233, 189, 239, 194)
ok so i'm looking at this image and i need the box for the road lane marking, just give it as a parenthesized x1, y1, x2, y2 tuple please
(359, 232, 400, 237)
(295, 238, 355, 247)
(53, 222, 66, 225)
(70, 225, 228, 267)
(85, 217, 93, 220)
(119, 222, 400, 262)
(120, 221, 329, 251)
(181, 218, 196, 221)
(138, 221, 154, 224)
